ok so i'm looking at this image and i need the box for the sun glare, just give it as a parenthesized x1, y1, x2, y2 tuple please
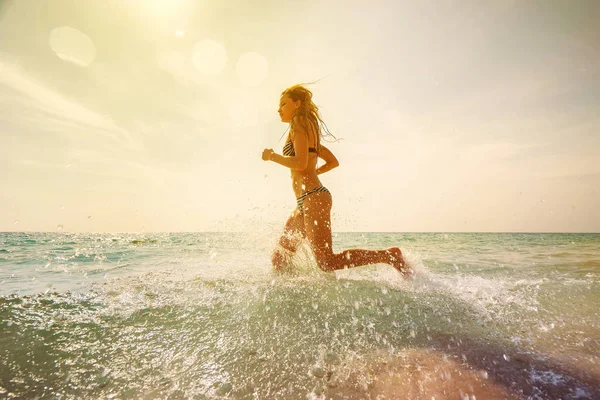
(143, 0, 186, 18)
(129, 0, 191, 35)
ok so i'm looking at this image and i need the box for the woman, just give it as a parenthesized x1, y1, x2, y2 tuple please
(262, 84, 412, 277)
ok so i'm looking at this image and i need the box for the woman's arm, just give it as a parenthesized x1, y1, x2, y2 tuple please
(316, 145, 339, 175)
(262, 129, 310, 171)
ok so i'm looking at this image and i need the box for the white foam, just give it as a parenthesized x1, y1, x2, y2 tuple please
(530, 367, 566, 386)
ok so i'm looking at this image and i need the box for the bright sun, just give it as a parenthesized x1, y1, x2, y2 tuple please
(132, 0, 190, 34)
(143, 0, 187, 17)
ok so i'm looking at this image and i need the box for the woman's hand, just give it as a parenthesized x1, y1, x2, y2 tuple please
(262, 148, 274, 161)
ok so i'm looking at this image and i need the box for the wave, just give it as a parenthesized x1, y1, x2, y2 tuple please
(1, 267, 598, 399)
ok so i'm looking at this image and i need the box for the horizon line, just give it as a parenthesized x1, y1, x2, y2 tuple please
(1, 231, 599, 234)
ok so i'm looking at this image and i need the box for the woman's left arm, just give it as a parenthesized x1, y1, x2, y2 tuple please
(315, 145, 339, 175)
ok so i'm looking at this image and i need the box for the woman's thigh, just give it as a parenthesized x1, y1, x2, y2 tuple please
(302, 191, 334, 267)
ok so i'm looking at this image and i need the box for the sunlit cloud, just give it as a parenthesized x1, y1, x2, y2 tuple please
(0, 60, 133, 145)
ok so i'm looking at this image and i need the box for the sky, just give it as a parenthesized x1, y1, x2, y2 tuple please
(1, 0, 599, 233)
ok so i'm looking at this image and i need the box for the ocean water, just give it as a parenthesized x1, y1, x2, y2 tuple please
(1, 232, 599, 399)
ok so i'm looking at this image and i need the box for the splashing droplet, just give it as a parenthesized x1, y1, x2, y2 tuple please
(310, 366, 326, 378)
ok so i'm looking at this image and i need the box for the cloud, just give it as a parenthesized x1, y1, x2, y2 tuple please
(0, 56, 138, 149)
(0, 57, 184, 188)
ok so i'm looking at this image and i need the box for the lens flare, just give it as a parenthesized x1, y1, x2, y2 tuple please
(192, 39, 227, 76)
(48, 26, 96, 67)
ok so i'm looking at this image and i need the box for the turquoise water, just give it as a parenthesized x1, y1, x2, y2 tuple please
(1, 232, 599, 399)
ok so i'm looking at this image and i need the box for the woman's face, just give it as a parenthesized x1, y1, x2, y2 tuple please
(278, 95, 300, 123)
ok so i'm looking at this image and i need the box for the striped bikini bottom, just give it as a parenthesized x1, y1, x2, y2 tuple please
(296, 186, 330, 214)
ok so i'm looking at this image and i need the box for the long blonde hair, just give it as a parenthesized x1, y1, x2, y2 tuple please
(281, 84, 334, 154)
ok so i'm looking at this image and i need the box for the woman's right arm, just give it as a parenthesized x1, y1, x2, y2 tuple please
(316, 145, 339, 175)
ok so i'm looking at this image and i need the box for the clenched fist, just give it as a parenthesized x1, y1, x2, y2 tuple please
(262, 148, 274, 161)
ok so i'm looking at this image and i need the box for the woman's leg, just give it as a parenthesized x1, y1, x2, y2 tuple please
(271, 209, 306, 271)
(302, 191, 411, 276)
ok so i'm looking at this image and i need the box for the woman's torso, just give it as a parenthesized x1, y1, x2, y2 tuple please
(285, 130, 322, 197)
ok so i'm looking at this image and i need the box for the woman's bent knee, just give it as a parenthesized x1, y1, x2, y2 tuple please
(271, 251, 284, 270)
(271, 246, 294, 271)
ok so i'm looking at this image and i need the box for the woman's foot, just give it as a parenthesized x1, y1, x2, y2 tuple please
(388, 247, 414, 279)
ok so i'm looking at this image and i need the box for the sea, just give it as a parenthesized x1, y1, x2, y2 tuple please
(1, 232, 599, 399)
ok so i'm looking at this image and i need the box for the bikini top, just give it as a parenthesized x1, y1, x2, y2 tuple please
(282, 139, 317, 157)
(283, 118, 319, 156)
